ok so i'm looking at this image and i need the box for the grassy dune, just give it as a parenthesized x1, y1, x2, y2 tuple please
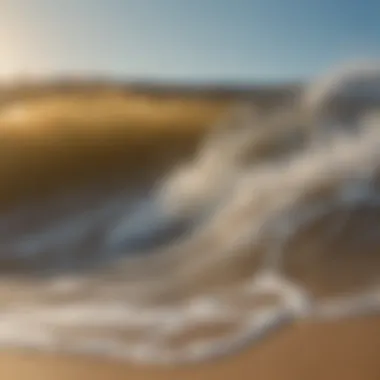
(0, 91, 230, 210)
(0, 93, 228, 131)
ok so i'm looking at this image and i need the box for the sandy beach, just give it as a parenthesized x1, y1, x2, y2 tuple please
(1, 317, 379, 380)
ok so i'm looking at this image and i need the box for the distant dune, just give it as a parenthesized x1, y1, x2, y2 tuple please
(0, 79, 300, 210)
(0, 78, 302, 107)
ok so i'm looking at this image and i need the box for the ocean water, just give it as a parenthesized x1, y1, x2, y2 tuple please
(1, 62, 380, 364)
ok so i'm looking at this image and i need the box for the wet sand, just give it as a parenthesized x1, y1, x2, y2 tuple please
(1, 317, 380, 380)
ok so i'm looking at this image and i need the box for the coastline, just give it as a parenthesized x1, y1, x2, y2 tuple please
(1, 316, 380, 380)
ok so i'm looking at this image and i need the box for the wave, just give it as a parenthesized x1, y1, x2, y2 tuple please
(1, 62, 380, 364)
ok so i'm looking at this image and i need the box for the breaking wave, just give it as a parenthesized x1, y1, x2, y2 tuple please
(1, 62, 380, 364)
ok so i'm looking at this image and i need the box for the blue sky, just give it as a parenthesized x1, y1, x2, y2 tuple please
(1, 0, 380, 82)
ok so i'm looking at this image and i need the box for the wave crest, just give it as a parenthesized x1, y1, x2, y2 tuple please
(1, 62, 380, 364)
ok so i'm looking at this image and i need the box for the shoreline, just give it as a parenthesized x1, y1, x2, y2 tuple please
(1, 316, 380, 380)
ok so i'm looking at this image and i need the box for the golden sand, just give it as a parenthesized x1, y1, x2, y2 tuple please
(1, 317, 379, 380)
